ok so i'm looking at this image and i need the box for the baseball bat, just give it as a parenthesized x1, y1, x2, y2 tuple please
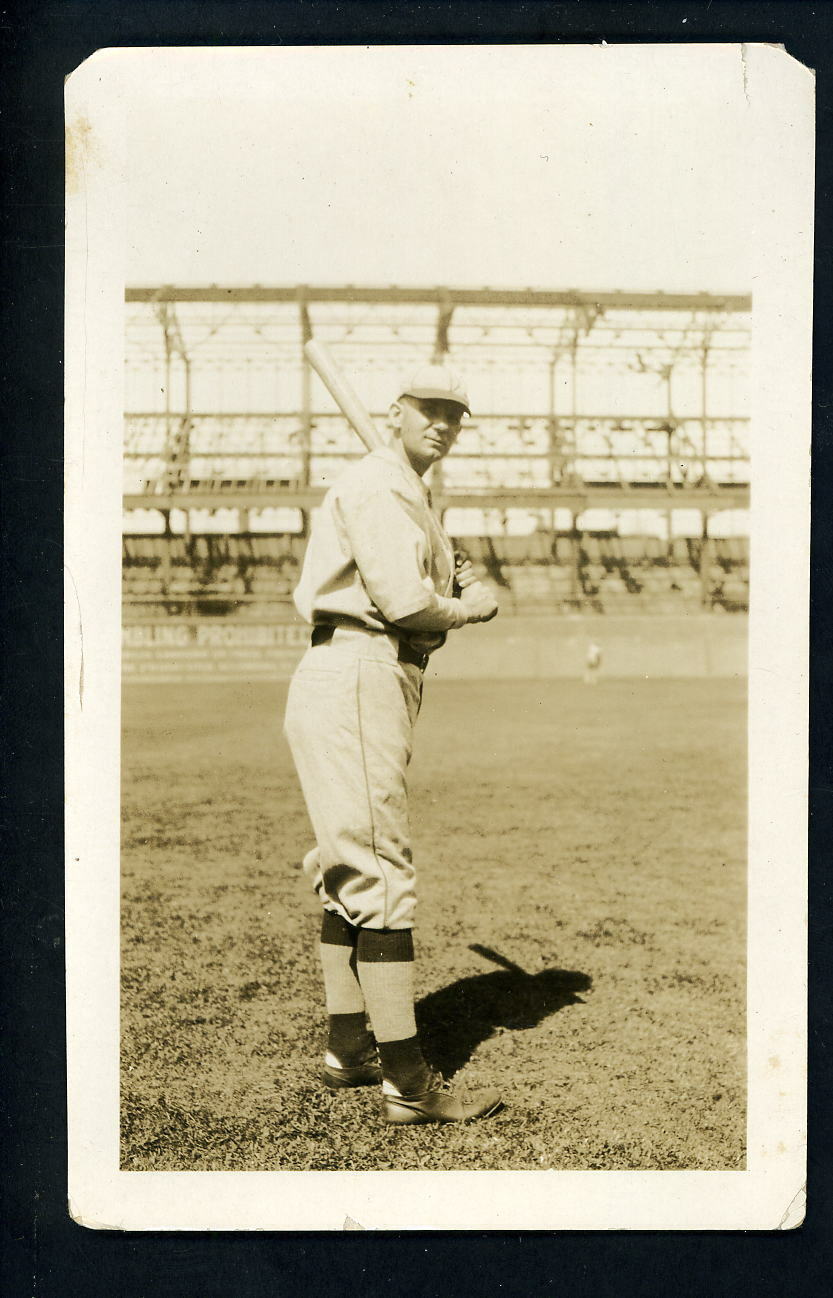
(303, 338, 386, 452)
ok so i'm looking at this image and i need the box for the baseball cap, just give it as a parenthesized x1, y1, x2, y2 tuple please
(400, 363, 471, 415)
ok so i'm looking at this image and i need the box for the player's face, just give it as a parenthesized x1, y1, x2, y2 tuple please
(392, 396, 466, 476)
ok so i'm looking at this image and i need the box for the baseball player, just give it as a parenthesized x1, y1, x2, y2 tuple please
(284, 364, 503, 1125)
(584, 640, 602, 685)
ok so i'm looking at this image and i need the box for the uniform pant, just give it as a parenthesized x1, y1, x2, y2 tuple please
(283, 626, 424, 931)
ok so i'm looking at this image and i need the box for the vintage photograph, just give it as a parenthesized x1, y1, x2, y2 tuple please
(65, 44, 811, 1229)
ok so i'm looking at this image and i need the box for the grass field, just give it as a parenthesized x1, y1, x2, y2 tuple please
(121, 676, 746, 1171)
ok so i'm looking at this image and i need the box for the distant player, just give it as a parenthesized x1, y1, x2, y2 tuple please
(584, 639, 602, 685)
(284, 365, 503, 1125)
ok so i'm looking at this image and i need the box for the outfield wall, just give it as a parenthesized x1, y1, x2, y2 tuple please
(122, 613, 747, 683)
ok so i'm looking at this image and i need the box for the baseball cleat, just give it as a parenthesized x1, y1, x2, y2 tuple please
(322, 1048, 382, 1090)
(381, 1070, 503, 1125)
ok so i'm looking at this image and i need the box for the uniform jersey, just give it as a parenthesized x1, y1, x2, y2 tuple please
(294, 446, 466, 654)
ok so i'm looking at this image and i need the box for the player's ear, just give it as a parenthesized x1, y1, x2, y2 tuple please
(388, 400, 404, 431)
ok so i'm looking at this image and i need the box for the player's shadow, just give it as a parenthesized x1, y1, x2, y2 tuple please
(415, 944, 592, 1078)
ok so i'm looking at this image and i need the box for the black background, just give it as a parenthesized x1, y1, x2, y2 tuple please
(2, 3, 831, 1295)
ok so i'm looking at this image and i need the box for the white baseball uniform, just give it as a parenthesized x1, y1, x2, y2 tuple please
(284, 446, 466, 930)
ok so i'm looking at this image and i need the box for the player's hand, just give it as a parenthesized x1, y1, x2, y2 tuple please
(454, 557, 478, 589)
(460, 580, 499, 623)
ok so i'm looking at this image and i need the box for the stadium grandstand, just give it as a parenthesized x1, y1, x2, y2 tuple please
(123, 286, 750, 622)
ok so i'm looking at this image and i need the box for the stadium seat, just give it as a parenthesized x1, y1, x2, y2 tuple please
(554, 536, 574, 565)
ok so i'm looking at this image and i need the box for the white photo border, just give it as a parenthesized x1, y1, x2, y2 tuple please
(64, 44, 811, 1231)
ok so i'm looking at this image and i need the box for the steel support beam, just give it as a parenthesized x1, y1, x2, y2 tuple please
(298, 287, 312, 487)
(126, 285, 752, 313)
(123, 484, 750, 514)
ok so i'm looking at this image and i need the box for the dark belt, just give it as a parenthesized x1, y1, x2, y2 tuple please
(310, 623, 429, 672)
